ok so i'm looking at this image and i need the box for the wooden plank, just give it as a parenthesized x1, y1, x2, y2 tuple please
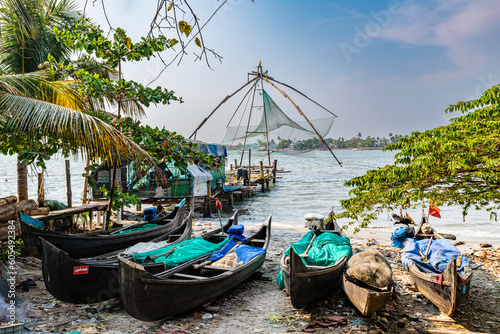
(32, 202, 108, 221)
(172, 272, 209, 280)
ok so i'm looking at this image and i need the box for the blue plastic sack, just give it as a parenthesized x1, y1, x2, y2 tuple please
(143, 207, 157, 222)
(227, 224, 247, 243)
(391, 226, 407, 248)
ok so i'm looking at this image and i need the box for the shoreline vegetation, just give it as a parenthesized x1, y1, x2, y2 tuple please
(225, 134, 406, 151)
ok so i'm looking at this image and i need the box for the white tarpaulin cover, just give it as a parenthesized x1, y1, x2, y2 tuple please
(187, 164, 213, 196)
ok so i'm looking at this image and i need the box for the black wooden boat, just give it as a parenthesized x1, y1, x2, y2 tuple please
(279, 220, 350, 309)
(118, 214, 272, 321)
(41, 210, 199, 304)
(404, 216, 473, 316)
(21, 199, 186, 259)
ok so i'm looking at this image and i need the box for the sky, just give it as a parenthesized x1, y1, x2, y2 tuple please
(79, 0, 500, 143)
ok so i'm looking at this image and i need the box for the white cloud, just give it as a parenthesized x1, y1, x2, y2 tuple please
(377, 0, 500, 72)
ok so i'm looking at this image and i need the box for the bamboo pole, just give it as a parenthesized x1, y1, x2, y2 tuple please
(262, 78, 342, 167)
(189, 77, 257, 139)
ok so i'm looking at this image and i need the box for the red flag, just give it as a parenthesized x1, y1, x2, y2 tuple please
(428, 203, 441, 218)
(215, 198, 222, 211)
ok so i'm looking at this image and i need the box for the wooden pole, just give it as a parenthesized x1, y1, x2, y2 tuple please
(37, 171, 44, 207)
(65, 160, 72, 208)
(260, 161, 264, 192)
(189, 77, 257, 139)
(272, 160, 277, 184)
(248, 149, 251, 186)
(82, 160, 91, 204)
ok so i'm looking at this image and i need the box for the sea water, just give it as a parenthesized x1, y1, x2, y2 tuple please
(0, 150, 498, 245)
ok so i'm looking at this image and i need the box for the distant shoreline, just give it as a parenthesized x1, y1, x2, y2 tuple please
(228, 147, 386, 152)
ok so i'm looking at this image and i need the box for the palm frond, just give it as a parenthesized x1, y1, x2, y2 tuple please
(0, 0, 80, 74)
(0, 71, 86, 111)
(0, 91, 153, 165)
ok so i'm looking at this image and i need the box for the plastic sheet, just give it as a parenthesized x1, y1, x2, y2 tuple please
(401, 238, 470, 275)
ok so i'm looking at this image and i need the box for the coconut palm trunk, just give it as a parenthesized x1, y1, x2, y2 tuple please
(17, 154, 28, 200)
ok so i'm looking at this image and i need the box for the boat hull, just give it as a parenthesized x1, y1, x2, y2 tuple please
(41, 214, 193, 304)
(281, 247, 347, 309)
(342, 274, 393, 315)
(22, 201, 186, 258)
(119, 215, 271, 321)
(407, 259, 472, 316)
(119, 254, 266, 321)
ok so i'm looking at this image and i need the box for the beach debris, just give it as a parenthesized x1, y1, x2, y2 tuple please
(154, 324, 191, 334)
(300, 315, 347, 332)
(454, 241, 465, 246)
(480, 243, 492, 248)
(268, 314, 283, 323)
(21, 278, 37, 291)
(439, 233, 456, 240)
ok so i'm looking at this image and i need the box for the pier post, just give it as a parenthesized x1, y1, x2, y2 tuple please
(260, 161, 265, 192)
(248, 149, 251, 186)
(272, 160, 277, 184)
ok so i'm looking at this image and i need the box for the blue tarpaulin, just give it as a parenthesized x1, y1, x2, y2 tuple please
(208, 239, 265, 264)
(401, 238, 470, 275)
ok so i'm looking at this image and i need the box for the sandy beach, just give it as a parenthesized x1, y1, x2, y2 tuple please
(3, 221, 500, 334)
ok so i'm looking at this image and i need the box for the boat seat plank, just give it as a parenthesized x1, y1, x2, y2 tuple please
(201, 265, 234, 271)
(172, 272, 209, 280)
(247, 239, 265, 243)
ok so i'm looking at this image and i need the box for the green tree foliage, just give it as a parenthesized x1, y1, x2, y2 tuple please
(336, 84, 500, 231)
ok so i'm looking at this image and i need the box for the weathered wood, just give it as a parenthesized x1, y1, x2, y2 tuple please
(0, 196, 17, 206)
(32, 202, 108, 221)
(272, 160, 278, 184)
(37, 172, 45, 207)
(118, 214, 270, 321)
(65, 160, 72, 208)
(28, 207, 51, 216)
(0, 221, 21, 241)
(0, 199, 38, 221)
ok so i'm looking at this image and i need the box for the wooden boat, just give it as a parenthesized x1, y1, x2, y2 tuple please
(342, 249, 394, 316)
(118, 214, 272, 321)
(404, 216, 473, 316)
(279, 221, 350, 309)
(21, 199, 186, 259)
(41, 210, 197, 304)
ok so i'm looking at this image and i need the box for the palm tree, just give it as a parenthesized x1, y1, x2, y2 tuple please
(0, 0, 152, 200)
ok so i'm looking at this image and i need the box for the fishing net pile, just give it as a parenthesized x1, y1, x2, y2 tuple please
(345, 246, 393, 289)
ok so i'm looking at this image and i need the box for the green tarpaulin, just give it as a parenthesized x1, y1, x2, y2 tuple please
(276, 230, 352, 289)
(132, 237, 229, 270)
(116, 223, 160, 235)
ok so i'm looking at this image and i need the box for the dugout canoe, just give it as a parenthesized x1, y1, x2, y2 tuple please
(405, 215, 473, 316)
(21, 199, 187, 259)
(342, 272, 394, 315)
(118, 214, 271, 321)
(41, 210, 198, 304)
(279, 221, 349, 309)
